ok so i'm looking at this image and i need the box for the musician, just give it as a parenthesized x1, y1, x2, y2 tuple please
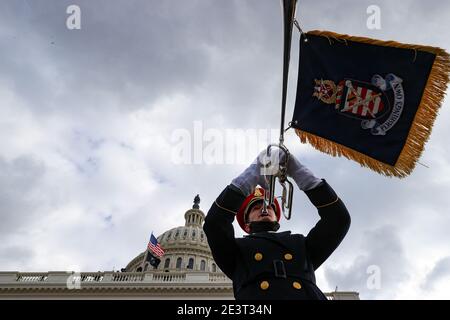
(203, 151, 351, 300)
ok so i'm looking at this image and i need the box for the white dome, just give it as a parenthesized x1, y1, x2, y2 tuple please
(159, 225, 209, 248)
(125, 197, 221, 274)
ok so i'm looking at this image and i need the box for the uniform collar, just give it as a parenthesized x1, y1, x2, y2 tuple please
(245, 230, 291, 238)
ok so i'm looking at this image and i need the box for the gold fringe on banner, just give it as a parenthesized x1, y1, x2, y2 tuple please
(294, 30, 450, 178)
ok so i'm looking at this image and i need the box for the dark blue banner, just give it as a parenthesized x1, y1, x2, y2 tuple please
(292, 31, 449, 177)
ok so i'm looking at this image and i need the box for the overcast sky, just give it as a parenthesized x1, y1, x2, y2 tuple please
(1, 0, 449, 300)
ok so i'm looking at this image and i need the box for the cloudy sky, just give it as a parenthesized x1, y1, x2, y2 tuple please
(1, 0, 449, 299)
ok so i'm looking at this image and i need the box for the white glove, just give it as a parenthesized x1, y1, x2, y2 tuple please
(230, 150, 272, 196)
(231, 149, 321, 195)
(286, 153, 322, 191)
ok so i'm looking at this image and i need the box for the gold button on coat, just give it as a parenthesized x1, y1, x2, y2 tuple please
(260, 281, 269, 290)
(254, 253, 263, 261)
(284, 253, 293, 261)
(293, 281, 302, 289)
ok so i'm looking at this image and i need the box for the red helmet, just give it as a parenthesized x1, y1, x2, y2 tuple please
(236, 187, 281, 233)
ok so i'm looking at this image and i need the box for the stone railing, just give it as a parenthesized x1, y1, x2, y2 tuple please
(208, 273, 230, 282)
(0, 271, 232, 286)
(111, 273, 144, 282)
(326, 291, 360, 300)
(16, 273, 49, 282)
(0, 272, 359, 300)
(151, 272, 187, 283)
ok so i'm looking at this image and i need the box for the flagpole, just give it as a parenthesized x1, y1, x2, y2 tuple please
(141, 246, 149, 272)
(141, 232, 152, 272)
(279, 0, 297, 145)
(262, 0, 297, 221)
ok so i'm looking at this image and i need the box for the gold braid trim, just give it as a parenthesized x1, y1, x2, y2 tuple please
(315, 196, 340, 209)
(295, 30, 450, 178)
(214, 200, 237, 215)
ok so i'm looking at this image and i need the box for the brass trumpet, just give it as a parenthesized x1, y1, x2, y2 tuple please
(261, 0, 297, 220)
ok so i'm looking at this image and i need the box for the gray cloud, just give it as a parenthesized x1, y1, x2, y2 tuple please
(0, 0, 280, 121)
(0, 156, 45, 271)
(1, 0, 210, 113)
(324, 225, 410, 299)
(0, 246, 35, 271)
(0, 155, 46, 235)
(422, 256, 450, 291)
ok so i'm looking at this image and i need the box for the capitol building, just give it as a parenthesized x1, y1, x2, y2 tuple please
(0, 196, 358, 300)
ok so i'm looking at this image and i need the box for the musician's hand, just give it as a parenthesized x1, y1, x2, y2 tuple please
(230, 150, 271, 196)
(287, 153, 322, 191)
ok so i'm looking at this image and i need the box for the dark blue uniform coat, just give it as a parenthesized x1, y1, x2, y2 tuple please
(203, 180, 351, 300)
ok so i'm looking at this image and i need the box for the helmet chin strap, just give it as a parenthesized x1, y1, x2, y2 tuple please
(248, 221, 280, 233)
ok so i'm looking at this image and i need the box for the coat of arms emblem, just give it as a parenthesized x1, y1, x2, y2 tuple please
(312, 74, 405, 136)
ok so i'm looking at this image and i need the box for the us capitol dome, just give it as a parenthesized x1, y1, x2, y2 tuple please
(125, 195, 220, 274)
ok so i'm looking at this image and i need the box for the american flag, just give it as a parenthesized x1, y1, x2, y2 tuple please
(147, 233, 165, 257)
